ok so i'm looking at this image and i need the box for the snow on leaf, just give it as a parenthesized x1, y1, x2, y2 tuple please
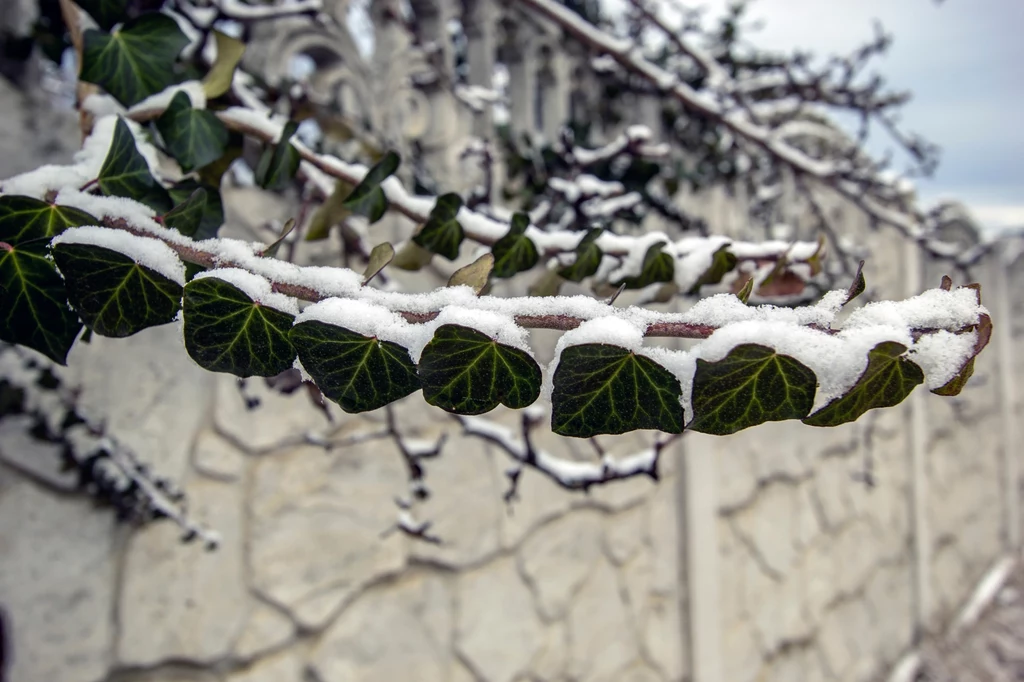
(687, 244, 738, 294)
(614, 241, 674, 290)
(418, 324, 542, 414)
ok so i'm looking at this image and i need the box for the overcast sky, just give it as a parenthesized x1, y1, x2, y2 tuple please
(688, 0, 1024, 232)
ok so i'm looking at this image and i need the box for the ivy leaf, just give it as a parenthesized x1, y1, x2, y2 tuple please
(363, 242, 395, 283)
(413, 193, 464, 260)
(616, 242, 675, 290)
(804, 341, 923, 427)
(162, 188, 207, 237)
(0, 241, 81, 364)
(391, 241, 434, 271)
(168, 180, 224, 240)
(932, 312, 992, 397)
(687, 244, 737, 294)
(689, 344, 817, 435)
(202, 30, 246, 99)
(491, 213, 539, 278)
(342, 151, 400, 223)
(290, 320, 420, 413)
(551, 344, 684, 437)
(77, 0, 128, 32)
(254, 121, 301, 191)
(98, 117, 171, 212)
(843, 260, 866, 306)
(306, 179, 354, 241)
(51, 243, 182, 338)
(261, 218, 296, 258)
(418, 324, 542, 414)
(447, 253, 493, 294)
(156, 91, 229, 173)
(182, 277, 296, 377)
(558, 228, 602, 282)
(80, 13, 189, 107)
(528, 268, 565, 297)
(197, 133, 245, 189)
(0, 196, 95, 245)
(735, 277, 754, 304)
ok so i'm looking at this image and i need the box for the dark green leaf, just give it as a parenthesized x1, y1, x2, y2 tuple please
(689, 344, 817, 435)
(419, 324, 541, 414)
(616, 242, 675, 290)
(0, 241, 81, 364)
(843, 260, 866, 306)
(182, 277, 296, 377)
(413, 193, 464, 260)
(51, 242, 182, 338)
(551, 344, 684, 437)
(687, 244, 736, 294)
(804, 341, 923, 427)
(77, 0, 128, 32)
(491, 213, 539, 278)
(342, 151, 400, 223)
(290, 320, 420, 412)
(98, 117, 171, 212)
(80, 14, 189, 107)
(558, 228, 603, 282)
(162, 188, 207, 237)
(0, 196, 96, 245)
(254, 121, 301, 191)
(156, 91, 229, 173)
(168, 180, 224, 240)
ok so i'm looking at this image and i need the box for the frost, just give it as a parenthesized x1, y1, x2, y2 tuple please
(52, 226, 187, 286)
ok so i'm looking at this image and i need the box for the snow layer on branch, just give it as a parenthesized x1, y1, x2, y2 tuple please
(844, 288, 984, 331)
(129, 81, 208, 113)
(296, 297, 416, 348)
(52, 226, 186, 286)
(193, 268, 299, 315)
(406, 306, 532, 363)
(55, 188, 159, 228)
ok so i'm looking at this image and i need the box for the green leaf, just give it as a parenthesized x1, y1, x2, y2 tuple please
(689, 344, 817, 435)
(98, 117, 171, 212)
(551, 344, 684, 437)
(254, 121, 301, 191)
(156, 91, 229, 173)
(306, 179, 354, 241)
(342, 151, 400, 223)
(528, 268, 565, 297)
(0, 241, 81, 364)
(162, 188, 207, 237)
(80, 13, 189, 107)
(391, 241, 434, 271)
(202, 30, 246, 99)
(413, 193, 464, 260)
(447, 253, 493, 294)
(168, 180, 224, 240)
(491, 213, 539, 278)
(687, 244, 737, 294)
(616, 242, 675, 290)
(182, 277, 296, 377)
(51, 242, 182, 338)
(261, 218, 297, 258)
(0, 196, 96, 245)
(418, 324, 542, 414)
(735, 277, 754, 304)
(558, 228, 603, 282)
(290, 320, 420, 413)
(363, 242, 395, 283)
(804, 341, 924, 427)
(77, 0, 128, 32)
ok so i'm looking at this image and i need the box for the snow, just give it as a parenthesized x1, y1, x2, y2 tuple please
(192, 268, 300, 315)
(296, 297, 416, 348)
(128, 81, 208, 114)
(910, 330, 978, 389)
(52, 226, 187, 286)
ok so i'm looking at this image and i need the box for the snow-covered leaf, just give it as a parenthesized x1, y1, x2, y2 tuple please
(98, 117, 171, 212)
(80, 14, 189, 107)
(933, 311, 991, 397)
(419, 324, 542, 414)
(51, 242, 183, 337)
(804, 341, 923, 427)
(0, 196, 95, 245)
(551, 344, 684, 437)
(615, 242, 674, 290)
(689, 344, 816, 435)
(687, 244, 736, 294)
(182, 277, 296, 377)
(291, 320, 420, 412)
(558, 228, 602, 282)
